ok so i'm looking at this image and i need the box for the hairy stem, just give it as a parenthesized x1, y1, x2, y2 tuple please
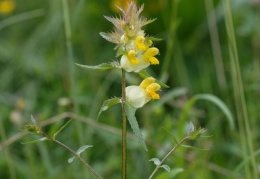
(121, 69, 127, 179)
(148, 136, 190, 179)
(41, 132, 103, 179)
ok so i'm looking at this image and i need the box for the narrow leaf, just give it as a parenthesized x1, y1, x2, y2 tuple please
(75, 62, 120, 72)
(21, 137, 48, 145)
(138, 71, 169, 88)
(53, 119, 72, 139)
(98, 98, 121, 118)
(125, 102, 148, 151)
(145, 18, 157, 26)
(68, 156, 75, 163)
(146, 36, 162, 42)
(181, 145, 209, 151)
(193, 94, 235, 130)
(149, 158, 161, 166)
(160, 164, 170, 172)
(76, 145, 93, 155)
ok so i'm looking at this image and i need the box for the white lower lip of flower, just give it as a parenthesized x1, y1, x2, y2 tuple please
(120, 55, 150, 72)
(126, 86, 151, 108)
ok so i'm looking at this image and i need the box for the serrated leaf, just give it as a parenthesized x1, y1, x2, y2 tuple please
(149, 158, 161, 166)
(98, 98, 121, 118)
(53, 119, 72, 139)
(104, 16, 122, 29)
(100, 32, 120, 44)
(181, 145, 209, 151)
(145, 18, 157, 26)
(138, 71, 169, 88)
(68, 156, 75, 163)
(75, 62, 120, 72)
(21, 137, 48, 145)
(146, 36, 162, 42)
(162, 128, 178, 145)
(76, 145, 93, 155)
(31, 115, 37, 125)
(160, 164, 170, 172)
(125, 102, 148, 151)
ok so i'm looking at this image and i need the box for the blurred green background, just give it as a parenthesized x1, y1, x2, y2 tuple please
(0, 0, 259, 178)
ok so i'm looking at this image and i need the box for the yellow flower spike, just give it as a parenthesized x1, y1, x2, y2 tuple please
(145, 83, 161, 99)
(139, 77, 155, 89)
(134, 36, 146, 51)
(0, 0, 15, 14)
(127, 50, 139, 65)
(144, 47, 159, 64)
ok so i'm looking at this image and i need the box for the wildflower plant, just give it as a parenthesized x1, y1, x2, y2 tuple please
(22, 2, 211, 179)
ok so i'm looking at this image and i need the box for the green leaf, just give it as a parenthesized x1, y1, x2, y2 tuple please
(125, 102, 148, 151)
(145, 18, 157, 26)
(146, 36, 162, 42)
(76, 145, 93, 155)
(160, 165, 170, 172)
(189, 127, 208, 140)
(162, 128, 178, 145)
(53, 119, 72, 139)
(149, 158, 161, 166)
(21, 137, 48, 145)
(75, 62, 120, 72)
(193, 94, 235, 130)
(30, 115, 37, 125)
(152, 87, 188, 109)
(98, 98, 121, 118)
(181, 145, 209, 151)
(138, 71, 169, 88)
(68, 145, 93, 164)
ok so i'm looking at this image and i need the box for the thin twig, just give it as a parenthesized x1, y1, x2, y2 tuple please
(40, 132, 103, 179)
(148, 136, 190, 179)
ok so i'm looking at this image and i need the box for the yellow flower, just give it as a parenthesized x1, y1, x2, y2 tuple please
(0, 0, 15, 14)
(126, 77, 161, 108)
(127, 50, 139, 65)
(144, 47, 159, 65)
(134, 36, 146, 51)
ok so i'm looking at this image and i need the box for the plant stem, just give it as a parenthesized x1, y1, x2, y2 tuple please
(121, 69, 127, 179)
(148, 136, 190, 179)
(41, 132, 103, 179)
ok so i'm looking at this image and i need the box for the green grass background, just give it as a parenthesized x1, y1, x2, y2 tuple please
(0, 0, 259, 178)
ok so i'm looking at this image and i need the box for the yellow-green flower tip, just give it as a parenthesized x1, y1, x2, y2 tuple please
(140, 77, 155, 89)
(127, 50, 139, 65)
(144, 47, 159, 64)
(135, 36, 146, 51)
(145, 83, 161, 99)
